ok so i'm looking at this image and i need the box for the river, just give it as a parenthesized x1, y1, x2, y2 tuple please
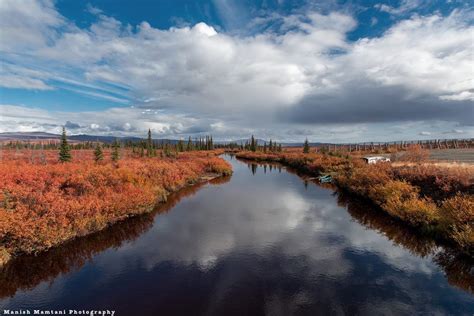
(1, 155, 473, 315)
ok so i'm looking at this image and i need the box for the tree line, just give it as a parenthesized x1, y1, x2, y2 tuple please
(241, 135, 283, 153)
(57, 128, 220, 163)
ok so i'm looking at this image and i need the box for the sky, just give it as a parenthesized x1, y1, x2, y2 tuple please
(0, 0, 473, 142)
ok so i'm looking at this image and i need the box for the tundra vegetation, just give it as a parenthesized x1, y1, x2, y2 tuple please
(0, 129, 232, 266)
(236, 143, 473, 254)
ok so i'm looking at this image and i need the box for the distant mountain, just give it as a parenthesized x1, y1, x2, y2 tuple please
(0, 132, 60, 140)
(0, 132, 181, 144)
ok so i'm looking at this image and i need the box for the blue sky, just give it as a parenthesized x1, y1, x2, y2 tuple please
(0, 0, 472, 141)
(59, 0, 468, 36)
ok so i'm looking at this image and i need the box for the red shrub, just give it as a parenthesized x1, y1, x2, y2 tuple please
(0, 151, 232, 259)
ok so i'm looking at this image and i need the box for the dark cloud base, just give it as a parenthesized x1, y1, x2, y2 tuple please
(280, 85, 474, 125)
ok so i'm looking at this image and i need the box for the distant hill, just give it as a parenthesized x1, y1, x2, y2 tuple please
(0, 132, 181, 144)
(0, 132, 60, 140)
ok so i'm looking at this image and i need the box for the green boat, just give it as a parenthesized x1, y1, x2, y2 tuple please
(318, 174, 332, 183)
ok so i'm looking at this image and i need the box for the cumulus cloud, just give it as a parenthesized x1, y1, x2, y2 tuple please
(64, 121, 81, 129)
(0, 0, 64, 53)
(0, 1, 473, 141)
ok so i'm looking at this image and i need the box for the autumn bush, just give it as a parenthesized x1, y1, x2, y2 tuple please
(334, 164, 438, 226)
(0, 151, 232, 264)
(438, 194, 474, 250)
(236, 149, 474, 252)
(374, 180, 438, 226)
(392, 164, 473, 201)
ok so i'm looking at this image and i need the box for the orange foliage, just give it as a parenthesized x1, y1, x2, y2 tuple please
(0, 150, 232, 262)
(393, 164, 473, 201)
(439, 194, 474, 249)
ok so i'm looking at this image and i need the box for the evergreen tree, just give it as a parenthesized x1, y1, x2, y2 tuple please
(303, 138, 310, 153)
(147, 129, 154, 157)
(186, 136, 193, 151)
(177, 139, 184, 152)
(94, 143, 104, 162)
(59, 127, 72, 162)
(250, 135, 256, 152)
(111, 139, 120, 162)
(163, 143, 171, 157)
(146, 129, 156, 157)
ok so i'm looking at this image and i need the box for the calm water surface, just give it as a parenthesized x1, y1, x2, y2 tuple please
(1, 155, 473, 315)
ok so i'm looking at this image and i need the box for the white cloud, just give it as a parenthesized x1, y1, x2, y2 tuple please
(375, 0, 422, 15)
(0, 75, 53, 90)
(345, 11, 473, 97)
(440, 90, 474, 101)
(0, 1, 473, 140)
(0, 0, 64, 52)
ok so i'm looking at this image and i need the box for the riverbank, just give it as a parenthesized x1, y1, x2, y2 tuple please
(235, 151, 473, 254)
(0, 151, 232, 267)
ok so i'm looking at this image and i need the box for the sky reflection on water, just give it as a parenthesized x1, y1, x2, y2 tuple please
(1, 156, 473, 315)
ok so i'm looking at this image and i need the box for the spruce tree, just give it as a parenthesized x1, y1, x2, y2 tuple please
(146, 129, 153, 157)
(250, 135, 256, 152)
(186, 136, 193, 151)
(59, 127, 72, 162)
(94, 143, 104, 162)
(164, 143, 171, 157)
(111, 139, 120, 162)
(303, 138, 310, 154)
